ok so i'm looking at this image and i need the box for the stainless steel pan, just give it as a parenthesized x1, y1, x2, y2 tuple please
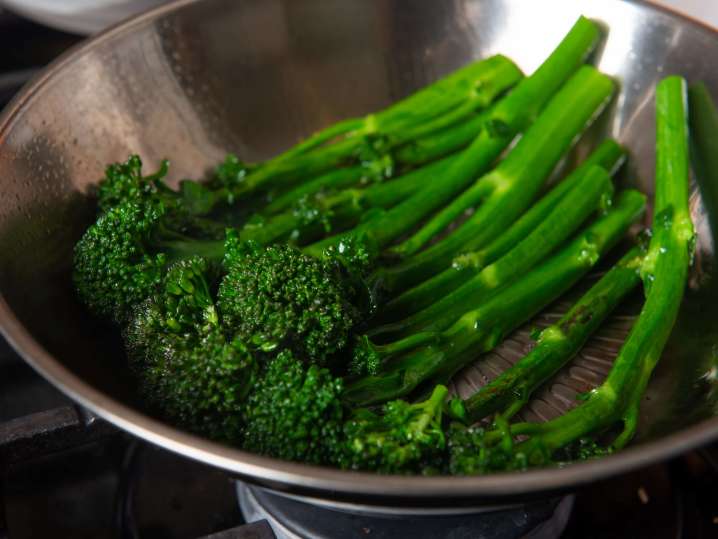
(1, 0, 718, 506)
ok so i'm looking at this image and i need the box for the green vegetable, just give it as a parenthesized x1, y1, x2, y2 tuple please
(123, 256, 256, 441)
(456, 246, 644, 424)
(304, 16, 603, 258)
(73, 200, 181, 322)
(379, 140, 625, 320)
(234, 55, 523, 197)
(217, 241, 357, 362)
(97, 153, 255, 217)
(72, 16, 687, 477)
(242, 351, 345, 464)
(262, 109, 494, 216)
(688, 82, 718, 241)
(344, 190, 645, 406)
(75, 151, 446, 323)
(451, 76, 693, 472)
(255, 153, 462, 246)
(136, 330, 257, 441)
(371, 164, 614, 340)
(370, 65, 615, 297)
(341, 384, 449, 473)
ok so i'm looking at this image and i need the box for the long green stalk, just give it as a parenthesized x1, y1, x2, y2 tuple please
(361, 55, 520, 137)
(161, 156, 460, 258)
(480, 76, 694, 468)
(257, 55, 521, 164)
(264, 109, 492, 216)
(242, 153, 461, 246)
(371, 65, 614, 296)
(234, 55, 522, 197)
(342, 155, 460, 214)
(459, 246, 643, 424)
(343, 190, 646, 406)
(371, 165, 614, 341)
(304, 16, 603, 258)
(379, 140, 625, 320)
(391, 21, 606, 258)
(263, 167, 368, 215)
(688, 83, 718, 241)
(392, 111, 488, 166)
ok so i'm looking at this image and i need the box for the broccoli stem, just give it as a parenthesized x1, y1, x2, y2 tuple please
(158, 156, 464, 262)
(343, 190, 646, 405)
(263, 167, 367, 215)
(370, 66, 615, 298)
(234, 55, 523, 197)
(160, 238, 225, 263)
(379, 140, 625, 320)
(458, 246, 644, 424)
(269, 118, 365, 162)
(391, 110, 488, 167)
(688, 82, 718, 240)
(491, 76, 694, 466)
(263, 110, 494, 216)
(371, 165, 615, 340)
(348, 154, 459, 210)
(388, 19, 603, 258)
(304, 16, 603, 258)
(370, 55, 520, 134)
(246, 153, 462, 246)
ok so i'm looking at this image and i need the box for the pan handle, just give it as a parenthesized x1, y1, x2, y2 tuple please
(0, 404, 117, 469)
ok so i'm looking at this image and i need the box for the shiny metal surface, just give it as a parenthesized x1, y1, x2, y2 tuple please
(236, 482, 574, 538)
(454, 277, 640, 427)
(1, 0, 718, 505)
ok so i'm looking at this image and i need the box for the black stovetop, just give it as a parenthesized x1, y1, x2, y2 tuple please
(1, 10, 718, 539)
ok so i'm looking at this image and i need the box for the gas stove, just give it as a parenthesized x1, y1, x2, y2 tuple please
(2, 8, 718, 539)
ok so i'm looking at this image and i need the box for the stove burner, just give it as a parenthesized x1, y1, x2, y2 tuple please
(237, 483, 573, 539)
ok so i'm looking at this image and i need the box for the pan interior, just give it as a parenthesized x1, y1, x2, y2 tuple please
(0, 0, 718, 496)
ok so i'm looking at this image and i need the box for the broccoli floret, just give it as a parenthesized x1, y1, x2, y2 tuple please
(73, 198, 227, 322)
(242, 352, 345, 464)
(348, 335, 381, 376)
(322, 234, 378, 316)
(124, 256, 218, 355)
(220, 229, 254, 270)
(96, 155, 169, 213)
(211, 154, 251, 192)
(242, 367, 450, 473)
(97, 154, 242, 216)
(73, 201, 169, 322)
(123, 255, 219, 376)
(123, 257, 256, 440)
(341, 384, 448, 474)
(217, 242, 357, 362)
(446, 422, 524, 475)
(554, 438, 612, 462)
(322, 234, 375, 277)
(446, 420, 614, 475)
(159, 256, 219, 333)
(137, 330, 257, 441)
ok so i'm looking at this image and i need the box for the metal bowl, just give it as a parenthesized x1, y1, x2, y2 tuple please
(1, 0, 718, 506)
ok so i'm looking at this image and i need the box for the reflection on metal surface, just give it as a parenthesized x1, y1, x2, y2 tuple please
(0, 0, 717, 503)
(237, 481, 573, 539)
(454, 274, 640, 428)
